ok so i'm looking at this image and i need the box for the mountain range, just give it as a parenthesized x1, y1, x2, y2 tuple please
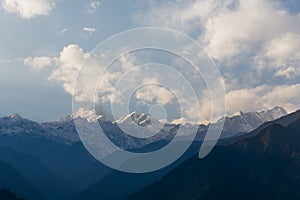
(0, 106, 294, 200)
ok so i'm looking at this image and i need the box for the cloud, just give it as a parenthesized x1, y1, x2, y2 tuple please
(178, 83, 300, 123)
(201, 0, 297, 60)
(27, 42, 300, 123)
(255, 32, 300, 79)
(83, 27, 97, 35)
(275, 67, 300, 79)
(59, 28, 68, 35)
(171, 118, 194, 125)
(1, 0, 55, 19)
(48, 45, 90, 96)
(86, 1, 101, 14)
(135, 85, 175, 105)
(24, 56, 55, 70)
(137, 0, 300, 63)
(0, 59, 14, 63)
(226, 84, 300, 114)
(28, 44, 113, 103)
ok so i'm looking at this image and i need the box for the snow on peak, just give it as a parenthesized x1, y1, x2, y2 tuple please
(259, 106, 287, 121)
(8, 113, 23, 120)
(60, 106, 108, 123)
(221, 106, 288, 137)
(113, 112, 165, 138)
(115, 111, 167, 127)
(115, 112, 153, 126)
(4, 113, 26, 124)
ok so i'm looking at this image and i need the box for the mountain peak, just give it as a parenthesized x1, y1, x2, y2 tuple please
(258, 106, 287, 121)
(221, 106, 288, 137)
(115, 112, 152, 126)
(60, 106, 108, 122)
(8, 113, 22, 118)
(7, 113, 23, 122)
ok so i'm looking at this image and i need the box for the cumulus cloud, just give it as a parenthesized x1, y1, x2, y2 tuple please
(83, 27, 97, 35)
(135, 85, 175, 105)
(139, 0, 300, 60)
(255, 32, 300, 79)
(183, 83, 300, 123)
(86, 1, 101, 14)
(2, 0, 55, 19)
(25, 44, 130, 103)
(24, 56, 56, 71)
(226, 84, 300, 114)
(275, 67, 300, 79)
(201, 0, 297, 60)
(137, 0, 300, 86)
(48, 45, 90, 96)
(25, 45, 90, 97)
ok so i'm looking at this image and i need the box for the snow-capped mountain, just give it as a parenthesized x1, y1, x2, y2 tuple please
(0, 113, 43, 135)
(255, 106, 288, 121)
(220, 106, 288, 137)
(0, 113, 79, 144)
(113, 112, 169, 138)
(0, 106, 289, 146)
(114, 112, 153, 126)
(60, 106, 110, 123)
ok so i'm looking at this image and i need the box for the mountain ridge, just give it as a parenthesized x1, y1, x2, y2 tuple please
(128, 110, 300, 200)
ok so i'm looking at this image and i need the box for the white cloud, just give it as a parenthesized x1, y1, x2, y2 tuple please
(59, 28, 68, 35)
(86, 1, 101, 14)
(83, 27, 97, 35)
(0, 59, 13, 63)
(48, 45, 90, 97)
(275, 67, 300, 79)
(27, 42, 300, 123)
(27, 44, 119, 103)
(182, 83, 300, 123)
(264, 33, 300, 63)
(255, 32, 300, 79)
(137, 0, 300, 61)
(226, 84, 300, 114)
(171, 118, 195, 125)
(135, 85, 175, 105)
(2, 0, 55, 19)
(24, 56, 55, 71)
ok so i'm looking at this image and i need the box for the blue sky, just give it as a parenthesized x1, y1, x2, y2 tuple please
(1, 0, 300, 123)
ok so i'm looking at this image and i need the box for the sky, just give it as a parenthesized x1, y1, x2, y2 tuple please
(0, 0, 300, 123)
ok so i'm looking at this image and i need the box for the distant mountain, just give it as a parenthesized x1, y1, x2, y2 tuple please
(0, 113, 79, 144)
(219, 106, 287, 138)
(0, 106, 286, 145)
(129, 110, 300, 200)
(60, 106, 110, 123)
(114, 112, 154, 126)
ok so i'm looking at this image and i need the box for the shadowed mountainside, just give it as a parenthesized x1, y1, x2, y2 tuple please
(129, 110, 300, 200)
